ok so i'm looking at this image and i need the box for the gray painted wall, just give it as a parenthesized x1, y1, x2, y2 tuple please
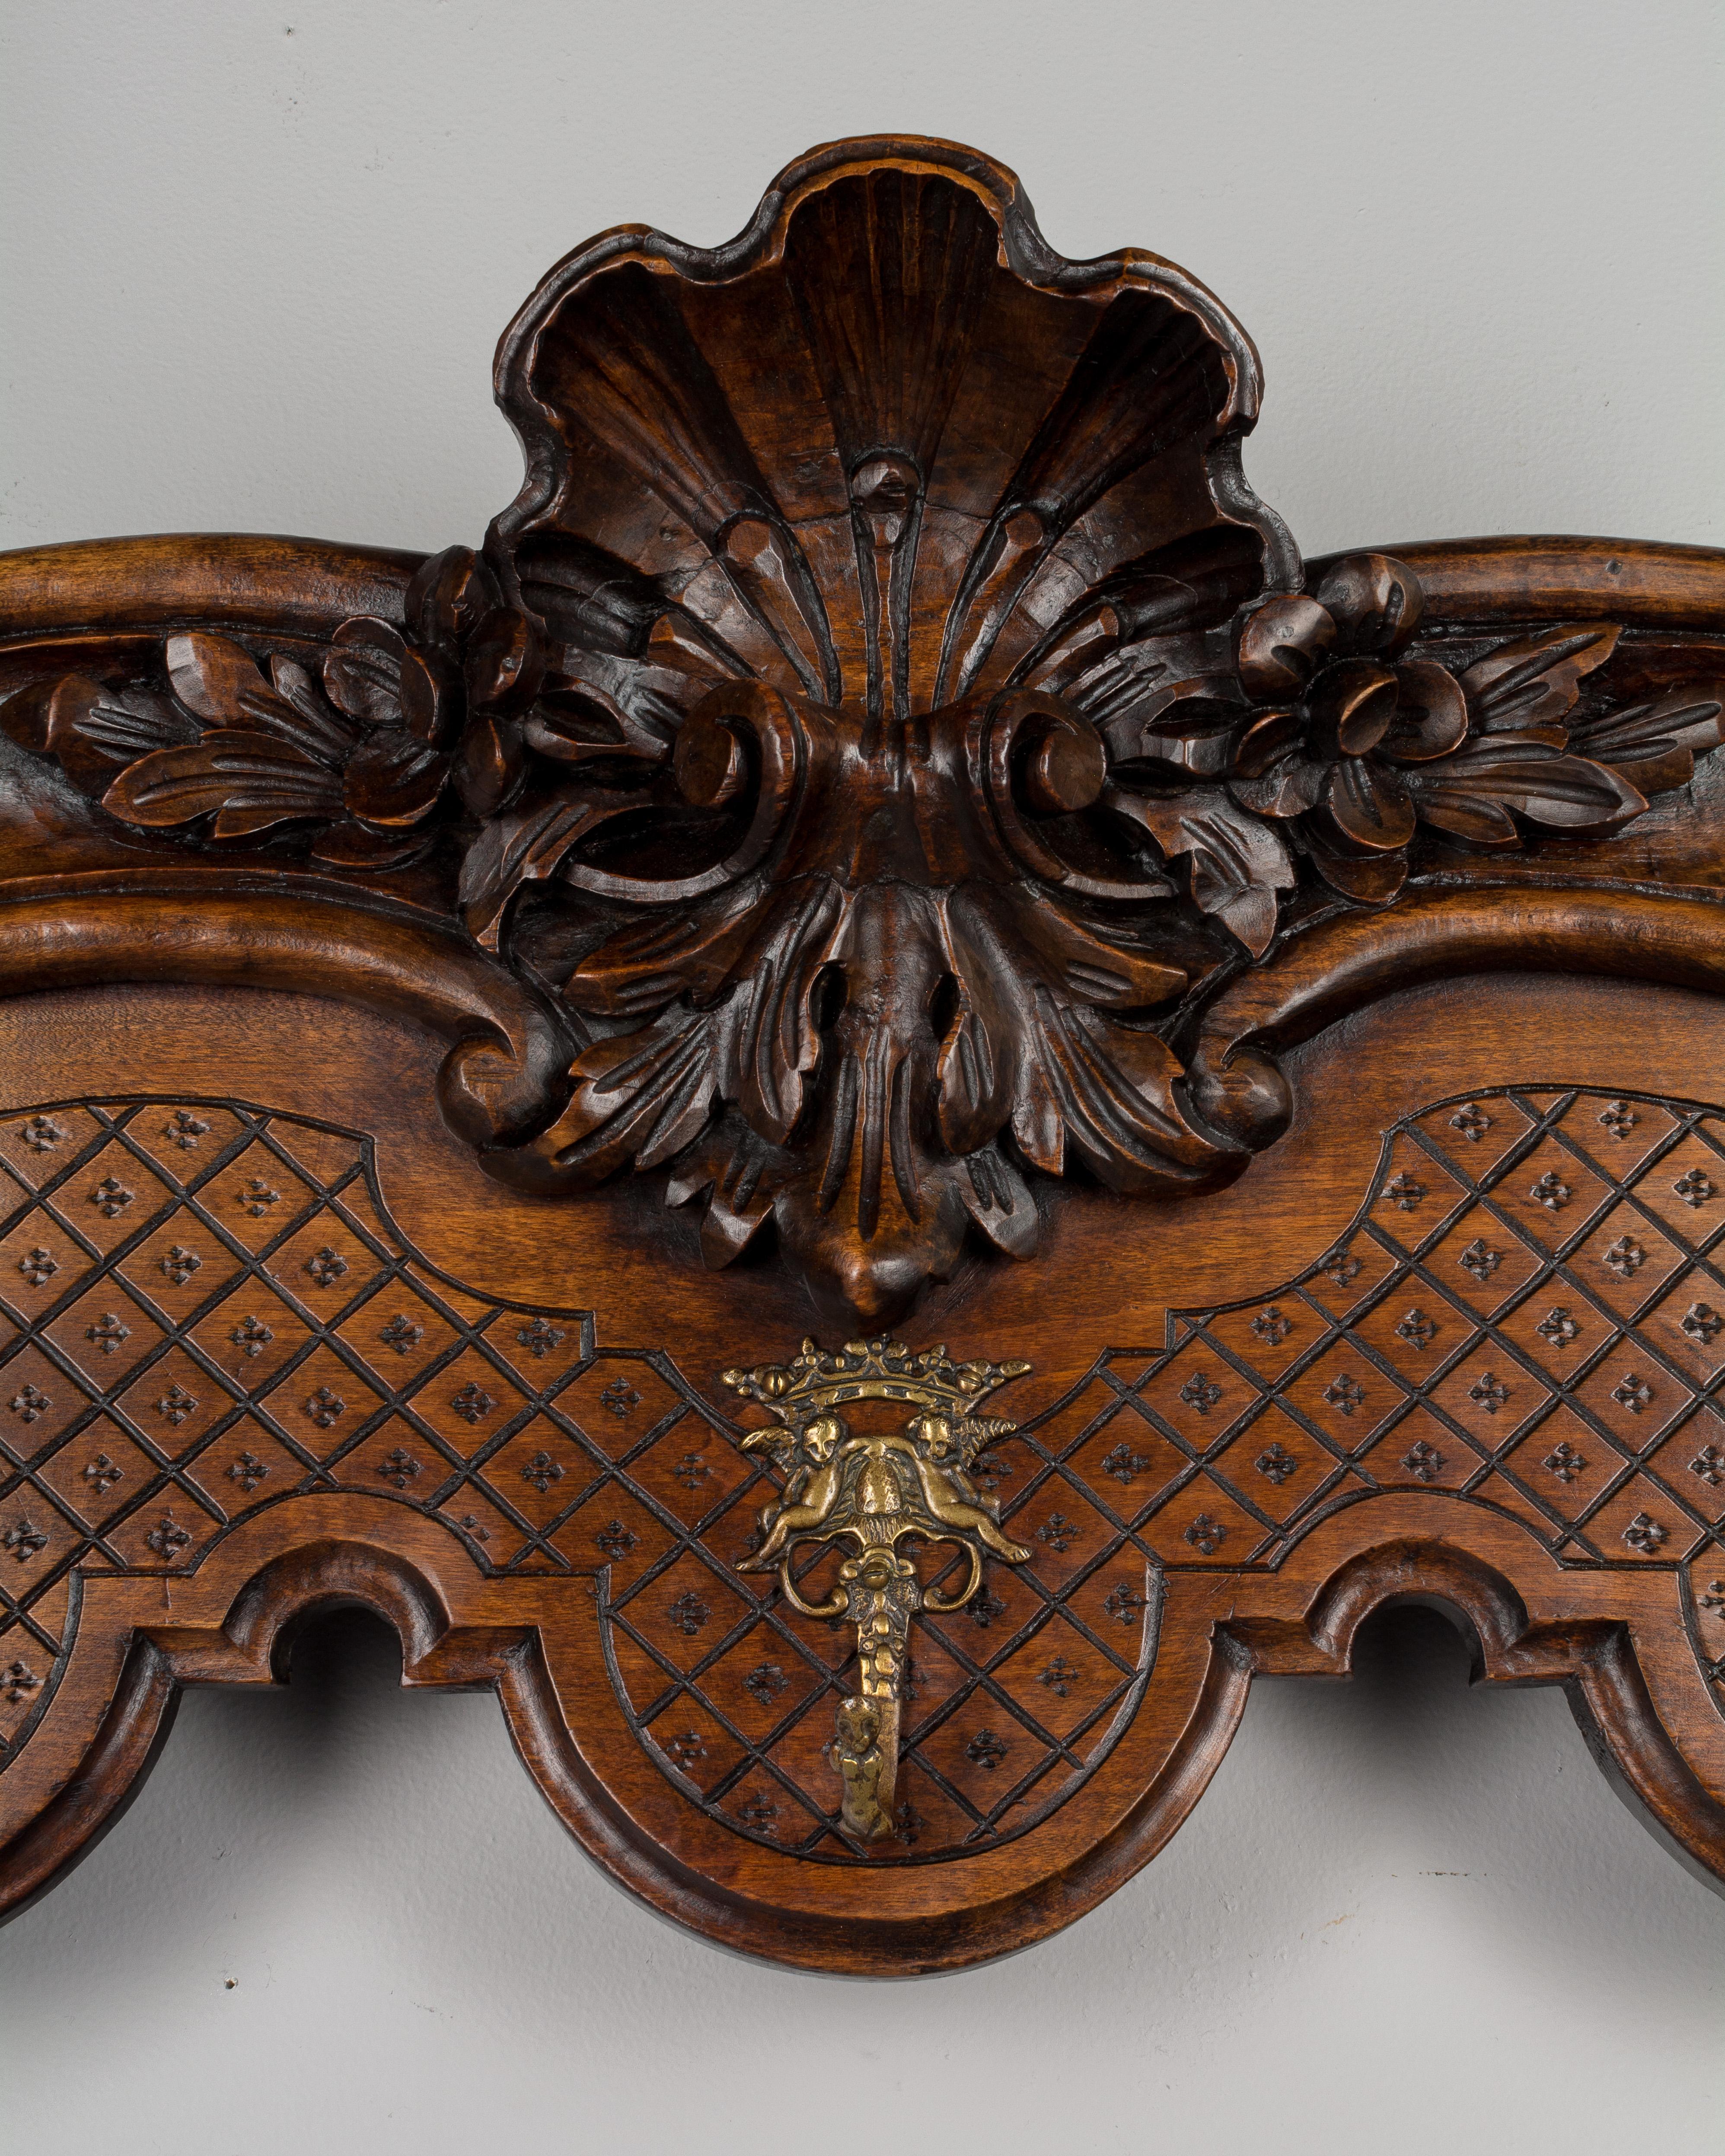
(2, 4, 1722, 2149)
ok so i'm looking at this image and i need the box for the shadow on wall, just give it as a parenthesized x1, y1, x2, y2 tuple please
(8, 1596, 1718, 1984)
(0, 1592, 1720, 2156)
(3, 1595, 1725, 2147)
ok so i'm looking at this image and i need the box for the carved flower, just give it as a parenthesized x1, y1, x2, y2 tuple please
(1217, 557, 1679, 904)
(6, 143, 1722, 1338)
(1057, 547, 1724, 939)
(454, 153, 1725, 1326)
(0, 547, 545, 871)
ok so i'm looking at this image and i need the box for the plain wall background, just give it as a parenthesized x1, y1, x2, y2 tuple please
(2, 3, 1722, 2149)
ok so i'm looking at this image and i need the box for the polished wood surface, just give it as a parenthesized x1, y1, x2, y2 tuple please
(3, 977, 1724, 1968)
(1, 137, 1722, 1972)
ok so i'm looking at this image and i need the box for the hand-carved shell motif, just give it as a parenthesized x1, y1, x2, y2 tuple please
(4, 138, 1716, 1326)
(472, 141, 1295, 1315)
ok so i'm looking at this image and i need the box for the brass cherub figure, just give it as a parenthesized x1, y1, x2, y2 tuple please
(722, 1335, 1032, 1840)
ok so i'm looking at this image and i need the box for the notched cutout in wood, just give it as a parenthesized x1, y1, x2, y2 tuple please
(2, 138, 1723, 1968)
(2, 1084, 1722, 1966)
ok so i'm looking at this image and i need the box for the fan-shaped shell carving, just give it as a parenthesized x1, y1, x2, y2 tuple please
(7, 138, 1713, 1328)
(489, 136, 1291, 735)
(464, 140, 1300, 1318)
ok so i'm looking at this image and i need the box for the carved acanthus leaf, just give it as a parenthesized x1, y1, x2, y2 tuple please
(1102, 786, 1297, 956)
(3, 140, 1722, 1325)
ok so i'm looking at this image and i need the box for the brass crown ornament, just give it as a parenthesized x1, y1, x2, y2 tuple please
(723, 1335, 1032, 1839)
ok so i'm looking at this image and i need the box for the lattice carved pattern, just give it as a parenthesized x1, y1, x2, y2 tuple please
(4, 1088, 1724, 1858)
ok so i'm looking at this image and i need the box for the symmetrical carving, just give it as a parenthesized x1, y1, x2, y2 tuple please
(5, 1081, 1725, 1929)
(3, 140, 1722, 1323)
(4, 137, 1725, 1970)
(721, 1336, 1032, 1838)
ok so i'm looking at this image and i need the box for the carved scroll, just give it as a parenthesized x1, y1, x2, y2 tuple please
(1, 138, 1724, 1969)
(4, 141, 1722, 1325)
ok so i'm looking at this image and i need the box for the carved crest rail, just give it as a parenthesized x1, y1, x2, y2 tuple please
(1, 137, 1722, 1971)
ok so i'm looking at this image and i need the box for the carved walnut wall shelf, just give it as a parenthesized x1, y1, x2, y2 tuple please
(3, 137, 1725, 1973)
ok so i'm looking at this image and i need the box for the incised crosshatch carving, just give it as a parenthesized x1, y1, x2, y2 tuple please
(2, 137, 1724, 1971)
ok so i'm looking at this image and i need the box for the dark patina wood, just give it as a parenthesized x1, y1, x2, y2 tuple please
(0, 137, 1722, 1973)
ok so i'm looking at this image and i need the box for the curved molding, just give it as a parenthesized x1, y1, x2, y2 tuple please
(1, 1077, 1721, 1969)
(7, 1508, 1717, 1973)
(0, 1639, 177, 1926)
(0, 882, 568, 1146)
(1190, 886, 1725, 1148)
(0, 534, 420, 639)
(1327, 534, 1725, 630)
(3, 138, 1725, 1971)
(0, 535, 421, 695)
(1229, 1535, 1725, 1898)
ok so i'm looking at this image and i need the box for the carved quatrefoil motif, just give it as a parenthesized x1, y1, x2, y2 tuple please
(3, 1086, 1725, 1959)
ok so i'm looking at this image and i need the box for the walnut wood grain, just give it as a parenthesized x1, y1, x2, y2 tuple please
(1, 978, 1723, 1971)
(0, 884, 567, 1147)
(1189, 885, 1725, 1148)
(0, 136, 1723, 1972)
(5, 141, 1721, 1325)
(1345, 535, 1725, 630)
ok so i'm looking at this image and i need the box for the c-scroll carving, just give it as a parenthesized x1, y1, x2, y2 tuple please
(2, 137, 1723, 1328)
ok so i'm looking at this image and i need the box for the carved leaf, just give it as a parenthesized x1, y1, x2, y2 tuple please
(515, 878, 845, 1183)
(163, 634, 360, 767)
(802, 989, 929, 1245)
(770, 892, 990, 1310)
(451, 711, 527, 819)
(0, 675, 84, 758)
(1025, 527, 1268, 699)
(308, 820, 437, 869)
(568, 878, 768, 1018)
(2, 676, 201, 796)
(707, 878, 846, 1143)
(1318, 755, 1416, 855)
(266, 655, 364, 763)
(1086, 669, 1246, 776)
(936, 967, 1014, 1162)
(955, 1146, 1039, 1259)
(1404, 733, 1648, 843)
(1104, 785, 1295, 957)
(665, 1118, 784, 1267)
(1567, 682, 1725, 794)
(553, 1007, 721, 1178)
(1460, 625, 1621, 737)
(1378, 661, 1468, 761)
(1024, 998, 1223, 1195)
(458, 786, 641, 949)
(100, 729, 344, 835)
(322, 618, 408, 726)
(323, 618, 447, 742)
(1302, 826, 1409, 904)
(464, 605, 545, 716)
(166, 631, 279, 726)
(935, 886, 1185, 1156)
(941, 886, 1220, 1192)
(999, 890, 1185, 1013)
(341, 729, 446, 828)
(521, 691, 677, 777)
(776, 1146, 975, 1322)
(1227, 753, 1325, 820)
